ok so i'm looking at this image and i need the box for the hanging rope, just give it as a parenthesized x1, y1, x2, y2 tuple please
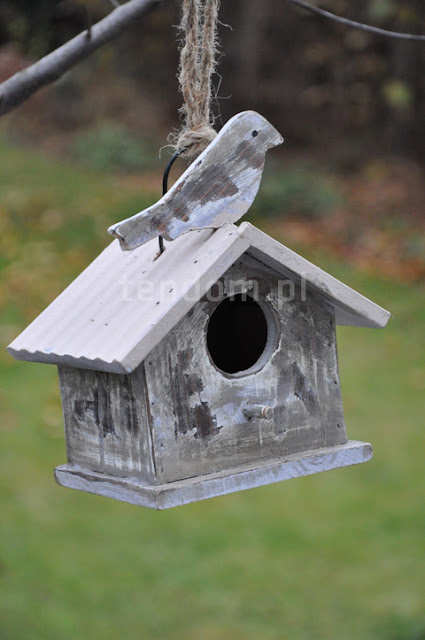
(171, 0, 220, 159)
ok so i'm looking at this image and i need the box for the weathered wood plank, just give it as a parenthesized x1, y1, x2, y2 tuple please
(58, 365, 155, 483)
(108, 111, 283, 250)
(241, 222, 391, 329)
(144, 253, 347, 484)
(54, 441, 373, 510)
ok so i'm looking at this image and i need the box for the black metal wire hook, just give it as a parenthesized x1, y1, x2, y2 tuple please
(158, 149, 186, 255)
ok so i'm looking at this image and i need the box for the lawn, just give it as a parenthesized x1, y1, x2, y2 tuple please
(1, 139, 424, 640)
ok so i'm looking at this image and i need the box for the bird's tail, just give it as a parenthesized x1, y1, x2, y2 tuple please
(108, 209, 158, 251)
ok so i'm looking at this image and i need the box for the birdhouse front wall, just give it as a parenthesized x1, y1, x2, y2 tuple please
(144, 253, 347, 484)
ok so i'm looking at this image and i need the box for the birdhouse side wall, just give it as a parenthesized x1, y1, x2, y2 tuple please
(144, 253, 347, 484)
(58, 365, 156, 483)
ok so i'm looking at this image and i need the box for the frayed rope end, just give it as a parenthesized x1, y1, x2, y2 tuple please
(169, 123, 217, 159)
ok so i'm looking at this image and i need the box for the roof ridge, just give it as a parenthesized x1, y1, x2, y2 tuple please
(8, 222, 390, 374)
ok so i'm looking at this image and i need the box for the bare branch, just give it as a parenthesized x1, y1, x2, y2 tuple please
(0, 0, 163, 117)
(84, 7, 93, 40)
(287, 0, 425, 41)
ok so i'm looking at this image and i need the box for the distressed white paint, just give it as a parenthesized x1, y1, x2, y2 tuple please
(8, 223, 390, 374)
(54, 440, 373, 510)
(240, 223, 391, 329)
(8, 226, 249, 373)
(108, 111, 284, 250)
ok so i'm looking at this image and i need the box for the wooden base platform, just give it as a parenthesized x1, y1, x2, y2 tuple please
(54, 440, 373, 510)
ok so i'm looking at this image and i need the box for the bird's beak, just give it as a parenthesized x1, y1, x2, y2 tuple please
(270, 127, 284, 149)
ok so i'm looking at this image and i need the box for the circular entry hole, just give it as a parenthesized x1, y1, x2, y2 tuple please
(207, 294, 270, 375)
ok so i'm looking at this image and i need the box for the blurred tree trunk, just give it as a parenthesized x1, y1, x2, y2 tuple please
(386, 0, 420, 154)
(232, 0, 273, 109)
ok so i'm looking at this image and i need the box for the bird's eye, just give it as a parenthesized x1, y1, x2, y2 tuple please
(252, 130, 258, 138)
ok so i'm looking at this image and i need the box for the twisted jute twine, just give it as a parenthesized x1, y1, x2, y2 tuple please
(171, 0, 220, 159)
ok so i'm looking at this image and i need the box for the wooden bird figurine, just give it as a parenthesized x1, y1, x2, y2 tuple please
(108, 111, 284, 251)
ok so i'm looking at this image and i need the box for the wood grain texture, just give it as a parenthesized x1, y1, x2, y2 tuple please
(108, 111, 283, 250)
(144, 253, 347, 484)
(240, 222, 391, 329)
(54, 441, 373, 509)
(56, 252, 348, 490)
(58, 365, 156, 483)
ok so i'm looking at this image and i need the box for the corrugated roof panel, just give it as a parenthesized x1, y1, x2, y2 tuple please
(8, 222, 390, 373)
(239, 223, 390, 330)
(8, 225, 250, 373)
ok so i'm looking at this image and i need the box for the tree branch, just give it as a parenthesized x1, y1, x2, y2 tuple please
(287, 0, 425, 41)
(0, 0, 163, 117)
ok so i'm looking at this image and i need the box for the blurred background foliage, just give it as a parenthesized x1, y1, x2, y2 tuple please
(0, 2, 424, 639)
(2, 0, 425, 159)
(0, 0, 424, 280)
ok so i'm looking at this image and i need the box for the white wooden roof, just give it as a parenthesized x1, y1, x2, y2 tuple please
(8, 222, 390, 374)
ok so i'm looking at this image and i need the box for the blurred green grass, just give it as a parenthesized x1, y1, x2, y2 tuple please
(1, 139, 424, 640)
(249, 162, 342, 221)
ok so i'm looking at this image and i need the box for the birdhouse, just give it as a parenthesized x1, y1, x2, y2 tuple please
(8, 222, 390, 509)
